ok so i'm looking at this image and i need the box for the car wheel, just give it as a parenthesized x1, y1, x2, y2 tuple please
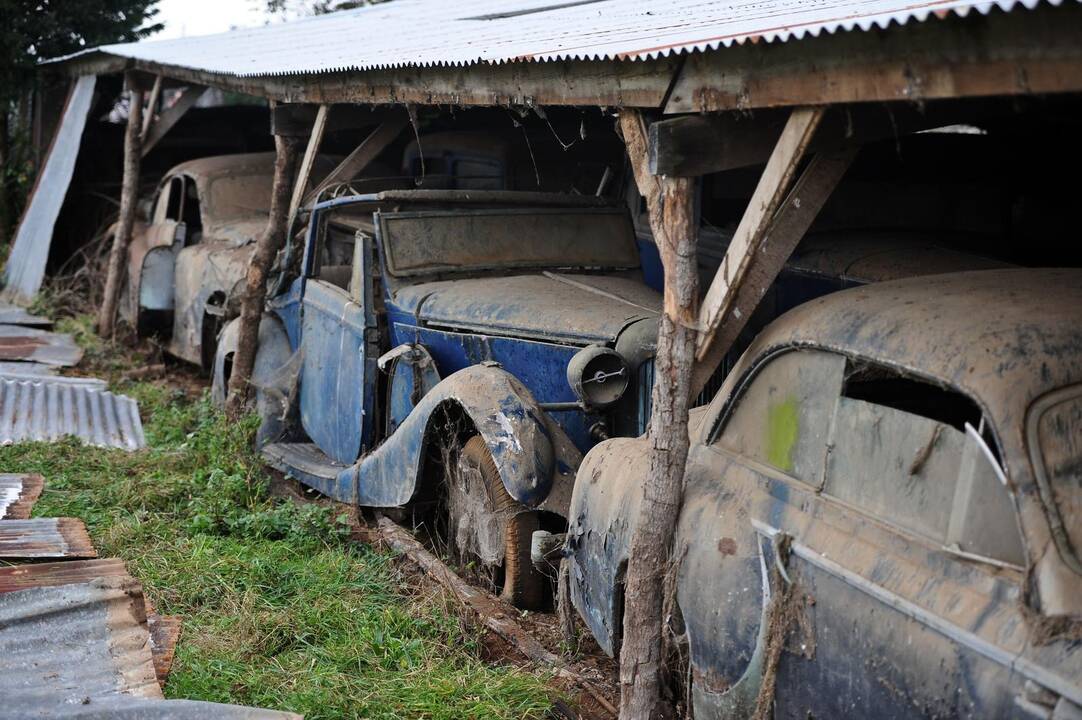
(446, 435, 545, 610)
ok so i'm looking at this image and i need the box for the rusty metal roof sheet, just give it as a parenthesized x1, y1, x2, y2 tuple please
(0, 473, 44, 520)
(0, 304, 51, 328)
(0, 379, 146, 451)
(0, 574, 300, 718)
(51, 0, 1074, 77)
(0, 558, 128, 593)
(0, 325, 82, 367)
(0, 518, 97, 560)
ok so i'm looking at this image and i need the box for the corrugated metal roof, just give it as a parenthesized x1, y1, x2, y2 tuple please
(0, 379, 145, 451)
(0, 473, 44, 520)
(0, 558, 128, 593)
(53, 0, 1071, 77)
(0, 518, 97, 560)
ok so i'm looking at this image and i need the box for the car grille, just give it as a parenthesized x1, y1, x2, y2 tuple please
(636, 357, 726, 435)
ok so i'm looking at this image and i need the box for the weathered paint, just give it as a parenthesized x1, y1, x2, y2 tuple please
(0, 326, 82, 366)
(569, 269, 1082, 718)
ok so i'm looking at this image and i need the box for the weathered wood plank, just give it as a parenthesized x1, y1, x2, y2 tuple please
(140, 84, 206, 157)
(690, 146, 858, 396)
(696, 107, 825, 359)
(286, 103, 329, 229)
(303, 114, 409, 206)
(665, 3, 1082, 114)
(140, 74, 162, 140)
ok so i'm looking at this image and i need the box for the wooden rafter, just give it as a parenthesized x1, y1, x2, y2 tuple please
(695, 106, 825, 361)
(302, 114, 409, 207)
(140, 74, 162, 140)
(140, 84, 206, 157)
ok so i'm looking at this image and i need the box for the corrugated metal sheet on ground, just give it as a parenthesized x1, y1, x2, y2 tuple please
(0, 558, 128, 593)
(0, 361, 60, 378)
(0, 303, 51, 328)
(0, 518, 97, 560)
(0, 325, 82, 366)
(0, 473, 44, 520)
(0, 379, 145, 450)
(50, 0, 1075, 75)
(0, 578, 303, 719)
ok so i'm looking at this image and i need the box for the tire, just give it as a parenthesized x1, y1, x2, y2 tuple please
(448, 435, 546, 610)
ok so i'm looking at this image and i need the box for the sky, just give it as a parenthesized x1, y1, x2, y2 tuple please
(151, 0, 277, 40)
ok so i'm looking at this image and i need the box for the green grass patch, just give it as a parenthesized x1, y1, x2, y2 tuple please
(0, 320, 554, 719)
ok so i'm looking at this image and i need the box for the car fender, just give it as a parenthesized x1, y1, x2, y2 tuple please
(339, 364, 581, 513)
(212, 313, 296, 446)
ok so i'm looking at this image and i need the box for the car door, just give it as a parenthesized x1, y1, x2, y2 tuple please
(127, 175, 184, 327)
(298, 217, 379, 464)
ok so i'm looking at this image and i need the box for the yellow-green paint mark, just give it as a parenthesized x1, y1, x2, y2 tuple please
(766, 397, 799, 472)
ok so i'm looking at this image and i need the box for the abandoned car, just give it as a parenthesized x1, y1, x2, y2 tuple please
(213, 189, 664, 608)
(568, 269, 1082, 719)
(121, 152, 335, 368)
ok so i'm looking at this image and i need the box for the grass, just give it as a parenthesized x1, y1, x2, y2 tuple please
(0, 316, 555, 720)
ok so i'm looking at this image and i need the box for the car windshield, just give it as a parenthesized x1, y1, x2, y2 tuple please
(378, 207, 638, 278)
(207, 174, 274, 221)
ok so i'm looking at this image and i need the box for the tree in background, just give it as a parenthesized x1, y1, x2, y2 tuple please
(263, 0, 391, 18)
(0, 0, 161, 248)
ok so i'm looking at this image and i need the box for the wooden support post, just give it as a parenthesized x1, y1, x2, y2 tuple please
(690, 146, 858, 397)
(286, 104, 329, 231)
(302, 113, 409, 207)
(140, 84, 206, 157)
(97, 74, 145, 337)
(140, 74, 162, 140)
(695, 107, 825, 363)
(225, 131, 303, 418)
(617, 109, 698, 720)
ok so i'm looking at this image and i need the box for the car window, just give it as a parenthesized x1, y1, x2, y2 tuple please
(1028, 385, 1082, 574)
(824, 362, 1023, 565)
(715, 349, 845, 485)
(154, 176, 183, 224)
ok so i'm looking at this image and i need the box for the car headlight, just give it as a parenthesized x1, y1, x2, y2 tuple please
(567, 346, 629, 409)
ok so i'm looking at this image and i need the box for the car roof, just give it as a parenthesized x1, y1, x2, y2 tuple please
(746, 268, 1082, 431)
(167, 152, 278, 181)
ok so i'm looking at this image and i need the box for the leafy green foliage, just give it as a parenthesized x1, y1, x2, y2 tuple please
(0, 319, 553, 719)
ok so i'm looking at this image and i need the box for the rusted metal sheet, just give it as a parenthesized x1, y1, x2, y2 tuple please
(1, 76, 96, 306)
(0, 303, 51, 328)
(0, 325, 82, 366)
(0, 473, 44, 520)
(0, 558, 128, 593)
(0, 379, 146, 450)
(0, 518, 97, 560)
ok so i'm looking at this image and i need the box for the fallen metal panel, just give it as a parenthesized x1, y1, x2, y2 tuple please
(0, 558, 127, 593)
(1, 76, 96, 306)
(0, 379, 146, 450)
(0, 303, 51, 328)
(0, 370, 106, 388)
(0, 577, 302, 719)
(0, 473, 44, 520)
(0, 325, 83, 367)
(0, 361, 59, 377)
(0, 518, 97, 560)
(45, 0, 1076, 74)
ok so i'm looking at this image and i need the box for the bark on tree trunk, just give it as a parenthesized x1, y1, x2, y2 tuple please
(225, 133, 302, 418)
(97, 78, 144, 337)
(617, 109, 699, 720)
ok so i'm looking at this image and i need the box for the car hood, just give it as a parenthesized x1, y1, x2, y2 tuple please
(394, 273, 661, 344)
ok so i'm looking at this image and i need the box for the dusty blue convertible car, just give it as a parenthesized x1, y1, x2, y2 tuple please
(214, 190, 664, 608)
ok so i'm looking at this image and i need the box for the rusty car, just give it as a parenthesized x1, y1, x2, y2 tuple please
(212, 189, 664, 609)
(567, 268, 1082, 718)
(121, 152, 336, 368)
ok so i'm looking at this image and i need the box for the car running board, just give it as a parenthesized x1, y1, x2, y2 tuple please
(261, 442, 348, 488)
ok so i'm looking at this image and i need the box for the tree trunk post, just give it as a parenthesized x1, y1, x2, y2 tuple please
(97, 73, 144, 337)
(225, 132, 302, 418)
(617, 109, 699, 720)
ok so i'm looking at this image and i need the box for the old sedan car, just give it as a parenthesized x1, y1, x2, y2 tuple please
(121, 152, 335, 368)
(568, 268, 1082, 718)
(213, 189, 664, 608)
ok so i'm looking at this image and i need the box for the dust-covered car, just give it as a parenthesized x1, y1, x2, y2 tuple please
(568, 269, 1082, 719)
(121, 152, 334, 368)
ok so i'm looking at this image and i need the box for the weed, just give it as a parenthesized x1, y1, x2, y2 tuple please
(0, 317, 554, 719)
